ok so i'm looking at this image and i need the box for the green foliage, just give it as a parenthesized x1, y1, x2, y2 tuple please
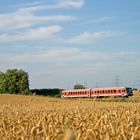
(30, 88, 61, 96)
(0, 69, 29, 94)
(73, 83, 86, 89)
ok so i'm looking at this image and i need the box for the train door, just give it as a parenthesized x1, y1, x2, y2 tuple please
(89, 89, 92, 98)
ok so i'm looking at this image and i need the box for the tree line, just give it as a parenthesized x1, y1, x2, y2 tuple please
(0, 69, 62, 96)
(0, 69, 85, 96)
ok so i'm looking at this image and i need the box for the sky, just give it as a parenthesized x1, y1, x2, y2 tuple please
(0, 0, 140, 89)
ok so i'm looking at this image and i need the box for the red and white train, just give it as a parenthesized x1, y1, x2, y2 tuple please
(61, 87, 133, 98)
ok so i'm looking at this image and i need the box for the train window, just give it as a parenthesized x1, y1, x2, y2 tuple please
(108, 90, 110, 93)
(111, 90, 112, 93)
(118, 90, 121, 93)
(122, 89, 125, 92)
(114, 90, 116, 93)
(103, 90, 104, 93)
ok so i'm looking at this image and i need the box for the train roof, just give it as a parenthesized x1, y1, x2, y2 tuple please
(92, 87, 126, 90)
(62, 87, 128, 92)
(62, 88, 91, 92)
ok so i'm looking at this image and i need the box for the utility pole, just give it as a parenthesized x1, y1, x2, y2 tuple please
(115, 74, 120, 87)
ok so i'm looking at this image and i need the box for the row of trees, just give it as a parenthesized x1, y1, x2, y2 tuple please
(30, 89, 61, 96)
(0, 68, 86, 95)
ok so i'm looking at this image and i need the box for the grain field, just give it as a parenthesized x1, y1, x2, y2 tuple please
(0, 93, 140, 140)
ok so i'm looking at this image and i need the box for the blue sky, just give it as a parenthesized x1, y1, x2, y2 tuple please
(0, 0, 140, 89)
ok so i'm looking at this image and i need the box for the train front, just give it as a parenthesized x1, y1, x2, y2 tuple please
(126, 87, 133, 96)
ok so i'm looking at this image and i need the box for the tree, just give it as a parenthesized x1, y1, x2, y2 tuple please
(0, 69, 29, 94)
(73, 83, 86, 89)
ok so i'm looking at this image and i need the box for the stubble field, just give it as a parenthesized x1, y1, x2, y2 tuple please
(0, 92, 140, 140)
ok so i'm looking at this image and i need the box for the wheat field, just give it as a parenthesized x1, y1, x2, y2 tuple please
(0, 93, 140, 140)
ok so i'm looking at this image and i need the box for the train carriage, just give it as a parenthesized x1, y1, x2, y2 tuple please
(61, 87, 133, 98)
(91, 87, 129, 97)
(61, 88, 91, 98)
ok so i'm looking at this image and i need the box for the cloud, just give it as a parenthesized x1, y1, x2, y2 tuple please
(9, 0, 85, 14)
(0, 0, 82, 34)
(82, 16, 115, 25)
(0, 25, 62, 42)
(1, 47, 135, 66)
(54, 0, 85, 9)
(0, 8, 74, 32)
(0, 0, 84, 42)
(1, 47, 139, 89)
(64, 31, 113, 44)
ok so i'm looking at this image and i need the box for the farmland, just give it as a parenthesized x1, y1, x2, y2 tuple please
(0, 92, 140, 140)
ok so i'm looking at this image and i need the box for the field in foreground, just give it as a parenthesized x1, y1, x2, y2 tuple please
(0, 94, 140, 140)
